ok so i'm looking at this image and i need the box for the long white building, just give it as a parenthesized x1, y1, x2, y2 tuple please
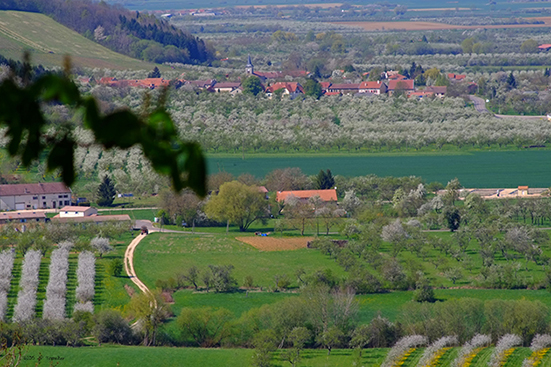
(0, 183, 72, 210)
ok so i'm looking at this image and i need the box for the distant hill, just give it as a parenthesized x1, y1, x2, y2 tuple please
(0, 11, 163, 70)
(0, 0, 214, 65)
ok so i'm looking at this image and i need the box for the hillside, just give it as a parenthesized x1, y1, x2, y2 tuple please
(0, 11, 157, 70)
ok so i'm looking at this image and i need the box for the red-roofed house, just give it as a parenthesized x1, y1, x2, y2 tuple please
(327, 83, 360, 95)
(409, 91, 435, 99)
(320, 82, 332, 91)
(0, 183, 71, 210)
(0, 211, 47, 224)
(425, 86, 447, 97)
(209, 82, 242, 93)
(136, 78, 170, 89)
(387, 73, 407, 80)
(447, 73, 466, 81)
(265, 82, 304, 97)
(387, 79, 414, 96)
(359, 81, 388, 95)
(276, 189, 337, 203)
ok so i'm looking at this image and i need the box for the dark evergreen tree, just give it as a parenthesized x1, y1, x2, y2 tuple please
(148, 66, 161, 78)
(507, 72, 517, 89)
(242, 76, 263, 96)
(96, 176, 116, 207)
(315, 169, 335, 190)
(444, 207, 461, 232)
(304, 78, 322, 99)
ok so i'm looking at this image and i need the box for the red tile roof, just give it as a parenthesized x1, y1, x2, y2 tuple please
(52, 214, 131, 223)
(425, 86, 447, 94)
(319, 82, 332, 90)
(276, 189, 337, 202)
(447, 73, 466, 81)
(0, 183, 71, 196)
(388, 79, 414, 91)
(359, 81, 385, 89)
(266, 82, 304, 94)
(212, 82, 241, 89)
(388, 74, 406, 80)
(0, 211, 46, 220)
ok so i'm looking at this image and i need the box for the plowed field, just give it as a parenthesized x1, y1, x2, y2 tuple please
(236, 236, 314, 251)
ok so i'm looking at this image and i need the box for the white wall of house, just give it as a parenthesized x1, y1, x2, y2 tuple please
(59, 207, 97, 218)
(0, 193, 71, 210)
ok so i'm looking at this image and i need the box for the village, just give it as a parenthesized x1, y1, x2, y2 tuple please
(92, 56, 472, 99)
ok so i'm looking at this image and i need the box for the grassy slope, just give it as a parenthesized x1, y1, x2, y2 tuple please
(0, 11, 157, 70)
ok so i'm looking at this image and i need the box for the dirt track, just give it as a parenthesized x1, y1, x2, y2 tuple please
(124, 232, 155, 295)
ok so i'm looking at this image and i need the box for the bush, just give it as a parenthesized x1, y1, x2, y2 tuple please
(108, 259, 123, 277)
(92, 309, 135, 345)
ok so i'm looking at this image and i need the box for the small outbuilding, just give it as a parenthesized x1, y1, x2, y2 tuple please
(518, 186, 529, 196)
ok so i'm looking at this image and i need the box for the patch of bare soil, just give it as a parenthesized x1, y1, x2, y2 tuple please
(236, 236, 314, 251)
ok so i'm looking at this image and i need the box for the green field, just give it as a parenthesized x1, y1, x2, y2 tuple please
(0, 11, 157, 69)
(133, 231, 551, 329)
(133, 233, 347, 290)
(207, 150, 551, 188)
(18, 345, 551, 367)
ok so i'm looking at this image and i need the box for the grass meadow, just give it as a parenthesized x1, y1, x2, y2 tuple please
(133, 230, 551, 342)
(18, 346, 551, 366)
(0, 11, 159, 70)
(207, 149, 551, 188)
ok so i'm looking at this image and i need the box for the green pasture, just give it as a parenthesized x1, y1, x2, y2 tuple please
(18, 346, 551, 367)
(207, 150, 551, 188)
(133, 232, 347, 290)
(356, 289, 551, 323)
(0, 11, 157, 70)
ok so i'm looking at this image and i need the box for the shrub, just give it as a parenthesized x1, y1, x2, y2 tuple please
(92, 309, 134, 345)
(108, 258, 123, 277)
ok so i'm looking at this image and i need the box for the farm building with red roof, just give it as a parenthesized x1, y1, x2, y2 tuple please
(276, 189, 337, 203)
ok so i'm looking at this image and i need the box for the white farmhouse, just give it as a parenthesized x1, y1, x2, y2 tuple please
(58, 206, 98, 218)
(0, 183, 71, 210)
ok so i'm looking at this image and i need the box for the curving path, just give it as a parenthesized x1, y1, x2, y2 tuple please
(124, 220, 201, 296)
(124, 231, 155, 295)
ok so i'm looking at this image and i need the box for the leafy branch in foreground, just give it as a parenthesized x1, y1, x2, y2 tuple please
(0, 55, 206, 196)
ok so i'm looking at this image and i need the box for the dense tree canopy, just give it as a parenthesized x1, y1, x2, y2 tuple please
(204, 181, 268, 231)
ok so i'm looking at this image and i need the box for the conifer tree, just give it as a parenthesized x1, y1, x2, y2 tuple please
(96, 176, 116, 207)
